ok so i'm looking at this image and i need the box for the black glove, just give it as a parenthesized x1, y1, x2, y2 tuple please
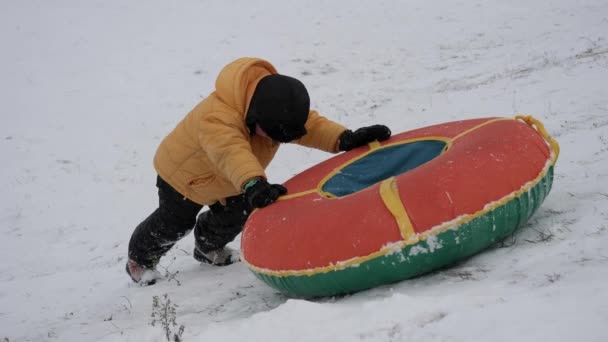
(243, 178, 288, 209)
(338, 125, 392, 151)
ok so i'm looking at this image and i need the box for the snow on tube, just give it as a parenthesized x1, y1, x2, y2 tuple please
(241, 116, 560, 298)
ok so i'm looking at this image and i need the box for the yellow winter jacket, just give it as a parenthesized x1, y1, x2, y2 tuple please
(153, 57, 347, 205)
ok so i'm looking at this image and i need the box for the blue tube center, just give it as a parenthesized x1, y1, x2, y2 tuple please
(321, 140, 446, 197)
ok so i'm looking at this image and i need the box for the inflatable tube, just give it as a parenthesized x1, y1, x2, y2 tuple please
(241, 116, 560, 298)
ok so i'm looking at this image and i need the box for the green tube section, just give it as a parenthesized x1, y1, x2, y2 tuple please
(250, 166, 555, 298)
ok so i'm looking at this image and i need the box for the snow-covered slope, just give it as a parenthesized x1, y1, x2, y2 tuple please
(2, 0, 607, 341)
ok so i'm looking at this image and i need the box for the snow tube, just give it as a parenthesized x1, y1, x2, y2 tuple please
(241, 116, 560, 298)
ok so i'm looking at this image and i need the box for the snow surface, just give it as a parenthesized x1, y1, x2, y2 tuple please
(2, 0, 608, 341)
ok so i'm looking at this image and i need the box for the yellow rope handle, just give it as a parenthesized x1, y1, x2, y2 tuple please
(515, 115, 560, 163)
(379, 177, 417, 243)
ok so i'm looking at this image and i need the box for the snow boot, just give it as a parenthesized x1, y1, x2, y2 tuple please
(125, 259, 162, 285)
(193, 244, 240, 266)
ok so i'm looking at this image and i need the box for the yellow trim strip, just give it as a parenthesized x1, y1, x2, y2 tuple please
(243, 243, 402, 277)
(379, 177, 417, 242)
(515, 115, 560, 163)
(368, 141, 381, 150)
(452, 117, 512, 141)
(278, 189, 317, 201)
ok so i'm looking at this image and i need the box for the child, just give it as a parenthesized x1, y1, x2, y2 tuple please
(126, 57, 391, 285)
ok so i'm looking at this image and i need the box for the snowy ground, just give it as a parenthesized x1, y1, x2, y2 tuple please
(2, 0, 608, 341)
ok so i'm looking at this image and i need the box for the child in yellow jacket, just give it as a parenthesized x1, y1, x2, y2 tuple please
(126, 57, 391, 285)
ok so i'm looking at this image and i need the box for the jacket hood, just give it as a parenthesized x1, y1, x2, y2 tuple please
(215, 57, 278, 115)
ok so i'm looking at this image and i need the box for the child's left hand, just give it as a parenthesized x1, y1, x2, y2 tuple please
(338, 125, 392, 151)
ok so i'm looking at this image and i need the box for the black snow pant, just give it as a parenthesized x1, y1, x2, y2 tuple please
(128, 176, 252, 268)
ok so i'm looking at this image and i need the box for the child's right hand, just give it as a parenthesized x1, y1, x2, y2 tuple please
(243, 178, 288, 209)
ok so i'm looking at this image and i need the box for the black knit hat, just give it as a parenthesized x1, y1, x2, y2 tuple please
(246, 74, 310, 142)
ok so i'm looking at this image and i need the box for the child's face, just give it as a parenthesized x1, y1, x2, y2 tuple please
(255, 125, 271, 139)
(256, 123, 307, 143)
